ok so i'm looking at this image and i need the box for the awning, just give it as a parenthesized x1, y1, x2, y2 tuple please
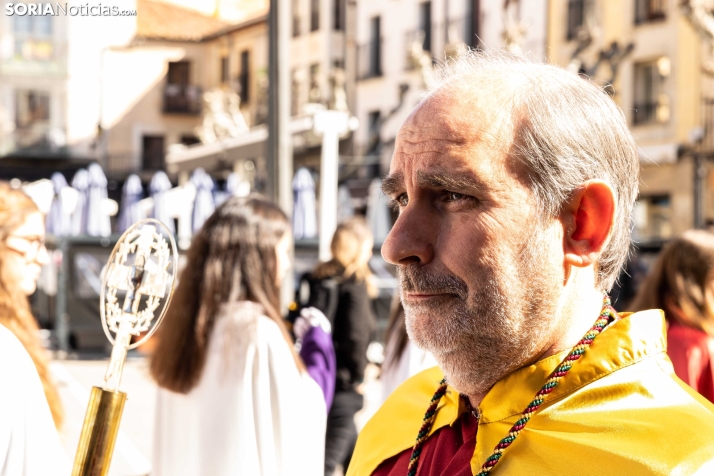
(165, 116, 315, 174)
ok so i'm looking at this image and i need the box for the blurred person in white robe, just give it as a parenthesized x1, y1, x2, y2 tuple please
(0, 181, 68, 475)
(150, 195, 335, 476)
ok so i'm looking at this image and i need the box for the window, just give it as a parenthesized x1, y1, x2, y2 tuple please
(220, 56, 229, 84)
(239, 51, 250, 103)
(164, 61, 200, 114)
(15, 90, 50, 129)
(635, 0, 665, 24)
(13, 15, 52, 37)
(333, 0, 344, 31)
(167, 61, 190, 85)
(567, 0, 591, 41)
(632, 195, 672, 242)
(466, 0, 480, 48)
(14, 89, 50, 148)
(633, 60, 668, 125)
(142, 135, 165, 171)
(367, 110, 381, 153)
(310, 0, 320, 31)
(369, 16, 381, 76)
(293, 0, 301, 36)
(13, 16, 32, 35)
(358, 17, 382, 80)
(419, 2, 432, 52)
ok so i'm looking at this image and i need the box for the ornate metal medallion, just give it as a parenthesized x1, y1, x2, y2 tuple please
(99, 219, 178, 392)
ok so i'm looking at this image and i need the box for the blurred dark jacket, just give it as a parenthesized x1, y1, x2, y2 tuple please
(298, 273, 375, 392)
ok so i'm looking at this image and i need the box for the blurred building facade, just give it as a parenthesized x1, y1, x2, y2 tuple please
(0, 7, 67, 155)
(159, 0, 353, 202)
(0, 0, 139, 179)
(548, 0, 714, 243)
(100, 0, 234, 181)
(4, 0, 714, 244)
(0, 0, 271, 185)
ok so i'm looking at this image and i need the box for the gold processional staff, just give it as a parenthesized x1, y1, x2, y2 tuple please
(72, 219, 178, 476)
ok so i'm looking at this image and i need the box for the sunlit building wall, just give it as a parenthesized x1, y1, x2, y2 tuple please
(548, 0, 710, 241)
(351, 0, 548, 176)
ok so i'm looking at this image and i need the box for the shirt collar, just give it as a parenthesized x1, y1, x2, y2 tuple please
(474, 309, 666, 424)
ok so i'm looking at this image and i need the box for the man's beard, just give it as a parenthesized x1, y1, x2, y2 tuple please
(398, 229, 559, 396)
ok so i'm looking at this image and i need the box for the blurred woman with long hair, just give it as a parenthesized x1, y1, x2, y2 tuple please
(0, 181, 67, 474)
(150, 195, 334, 476)
(309, 217, 376, 476)
(630, 230, 714, 402)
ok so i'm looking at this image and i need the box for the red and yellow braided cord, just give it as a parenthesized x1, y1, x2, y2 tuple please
(407, 378, 448, 476)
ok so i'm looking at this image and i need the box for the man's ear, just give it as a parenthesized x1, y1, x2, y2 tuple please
(561, 180, 615, 268)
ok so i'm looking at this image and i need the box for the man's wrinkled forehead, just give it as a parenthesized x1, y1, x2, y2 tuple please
(391, 87, 514, 174)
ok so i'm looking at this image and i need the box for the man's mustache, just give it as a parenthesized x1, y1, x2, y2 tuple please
(397, 264, 468, 300)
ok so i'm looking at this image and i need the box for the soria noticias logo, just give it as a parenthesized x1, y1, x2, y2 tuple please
(5, 3, 137, 16)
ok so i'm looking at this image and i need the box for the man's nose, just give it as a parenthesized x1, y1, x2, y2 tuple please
(381, 206, 435, 266)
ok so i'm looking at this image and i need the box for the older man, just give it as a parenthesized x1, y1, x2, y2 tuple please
(347, 52, 714, 476)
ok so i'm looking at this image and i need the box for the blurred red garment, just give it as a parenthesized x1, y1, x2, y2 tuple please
(667, 322, 714, 403)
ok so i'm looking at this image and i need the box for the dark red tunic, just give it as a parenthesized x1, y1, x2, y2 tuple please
(372, 410, 478, 476)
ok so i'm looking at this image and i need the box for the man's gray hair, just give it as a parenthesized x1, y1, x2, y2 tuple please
(430, 50, 639, 291)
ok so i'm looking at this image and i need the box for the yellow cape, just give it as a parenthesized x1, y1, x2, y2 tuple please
(348, 310, 714, 475)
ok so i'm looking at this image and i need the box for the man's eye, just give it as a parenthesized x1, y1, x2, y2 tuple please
(389, 193, 408, 210)
(443, 191, 477, 207)
(447, 191, 467, 201)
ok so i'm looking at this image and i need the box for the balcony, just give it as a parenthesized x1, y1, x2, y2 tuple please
(162, 84, 202, 115)
(357, 39, 383, 80)
(635, 0, 665, 24)
(1, 38, 67, 75)
(14, 38, 60, 61)
(4, 125, 69, 155)
(13, 126, 50, 150)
